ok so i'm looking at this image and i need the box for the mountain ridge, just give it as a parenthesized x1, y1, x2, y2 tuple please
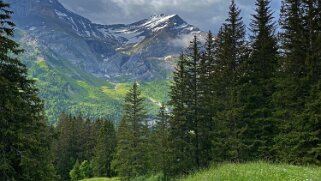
(9, 0, 204, 81)
(7, 0, 204, 123)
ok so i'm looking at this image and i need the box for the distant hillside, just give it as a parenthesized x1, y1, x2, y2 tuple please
(9, 0, 203, 81)
(7, 0, 206, 123)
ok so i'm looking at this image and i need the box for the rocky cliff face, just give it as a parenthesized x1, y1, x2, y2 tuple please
(9, 0, 203, 81)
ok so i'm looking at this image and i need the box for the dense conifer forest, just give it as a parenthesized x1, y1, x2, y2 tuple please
(1, 0, 321, 180)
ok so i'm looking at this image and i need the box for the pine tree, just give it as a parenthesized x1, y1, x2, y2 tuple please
(242, 0, 278, 160)
(112, 83, 149, 180)
(168, 53, 194, 175)
(54, 114, 92, 180)
(184, 36, 202, 168)
(291, 0, 321, 164)
(92, 120, 116, 177)
(0, 1, 56, 180)
(273, 0, 321, 164)
(198, 32, 215, 167)
(82, 118, 97, 161)
(149, 103, 171, 177)
(211, 0, 248, 162)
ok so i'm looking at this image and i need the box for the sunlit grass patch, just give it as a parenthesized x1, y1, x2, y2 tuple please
(181, 162, 321, 181)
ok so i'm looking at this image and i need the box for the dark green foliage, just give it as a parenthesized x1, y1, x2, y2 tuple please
(241, 0, 278, 160)
(112, 83, 149, 180)
(273, 0, 321, 164)
(168, 53, 195, 175)
(211, 0, 249, 162)
(53, 114, 100, 180)
(149, 103, 171, 177)
(198, 32, 215, 167)
(0, 1, 56, 180)
(168, 34, 217, 175)
(92, 120, 117, 177)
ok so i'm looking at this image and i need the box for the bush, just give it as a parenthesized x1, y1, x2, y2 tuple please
(70, 160, 93, 181)
(70, 160, 81, 181)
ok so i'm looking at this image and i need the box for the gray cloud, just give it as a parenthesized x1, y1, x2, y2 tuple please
(58, 0, 281, 33)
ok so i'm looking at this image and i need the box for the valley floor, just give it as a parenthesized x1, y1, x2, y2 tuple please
(82, 162, 321, 181)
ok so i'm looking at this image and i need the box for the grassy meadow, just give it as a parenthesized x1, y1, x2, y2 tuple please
(82, 162, 321, 181)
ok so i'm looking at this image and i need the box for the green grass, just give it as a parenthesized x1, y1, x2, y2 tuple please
(181, 162, 321, 181)
(81, 178, 120, 181)
(80, 162, 321, 181)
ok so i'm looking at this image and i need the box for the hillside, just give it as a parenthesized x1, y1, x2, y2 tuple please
(81, 162, 321, 181)
(9, 0, 202, 82)
(181, 162, 321, 181)
(8, 0, 205, 123)
(17, 27, 171, 123)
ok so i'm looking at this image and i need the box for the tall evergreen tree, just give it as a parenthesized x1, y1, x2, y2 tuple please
(211, 0, 248, 162)
(112, 83, 149, 180)
(149, 103, 171, 177)
(0, 1, 56, 180)
(273, 0, 321, 164)
(168, 53, 194, 175)
(242, 0, 278, 160)
(184, 36, 202, 168)
(53, 114, 97, 180)
(293, 0, 321, 164)
(92, 120, 116, 177)
(54, 114, 80, 180)
(197, 32, 215, 167)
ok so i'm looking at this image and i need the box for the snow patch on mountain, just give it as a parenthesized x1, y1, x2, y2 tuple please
(142, 14, 177, 32)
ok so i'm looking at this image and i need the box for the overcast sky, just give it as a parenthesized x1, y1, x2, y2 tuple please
(58, 0, 281, 33)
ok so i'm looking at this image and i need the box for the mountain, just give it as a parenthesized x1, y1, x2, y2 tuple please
(8, 0, 204, 123)
(9, 0, 203, 81)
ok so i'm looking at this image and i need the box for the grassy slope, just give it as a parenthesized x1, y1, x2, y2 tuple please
(181, 162, 321, 181)
(83, 162, 321, 181)
(81, 178, 120, 181)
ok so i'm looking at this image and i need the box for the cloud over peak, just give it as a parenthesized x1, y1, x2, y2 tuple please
(58, 0, 281, 33)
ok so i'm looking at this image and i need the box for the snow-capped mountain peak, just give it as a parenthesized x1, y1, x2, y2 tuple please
(141, 14, 183, 32)
(10, 0, 204, 81)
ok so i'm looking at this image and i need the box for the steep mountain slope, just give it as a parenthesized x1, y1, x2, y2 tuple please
(9, 0, 202, 81)
(8, 0, 203, 123)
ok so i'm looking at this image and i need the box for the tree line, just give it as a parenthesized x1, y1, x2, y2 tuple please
(1, 0, 321, 181)
(112, 0, 321, 179)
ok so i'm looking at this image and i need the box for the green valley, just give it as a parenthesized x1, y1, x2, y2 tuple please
(20, 31, 171, 124)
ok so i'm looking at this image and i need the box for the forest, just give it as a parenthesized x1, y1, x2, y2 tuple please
(1, 0, 321, 180)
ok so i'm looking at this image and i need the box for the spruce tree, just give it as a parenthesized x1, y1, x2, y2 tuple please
(184, 36, 202, 168)
(149, 103, 171, 177)
(0, 1, 56, 180)
(92, 120, 116, 177)
(112, 83, 149, 180)
(289, 0, 321, 164)
(273, 0, 321, 164)
(54, 114, 93, 180)
(211, 0, 248, 162)
(242, 0, 278, 160)
(168, 53, 194, 175)
(198, 32, 215, 167)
